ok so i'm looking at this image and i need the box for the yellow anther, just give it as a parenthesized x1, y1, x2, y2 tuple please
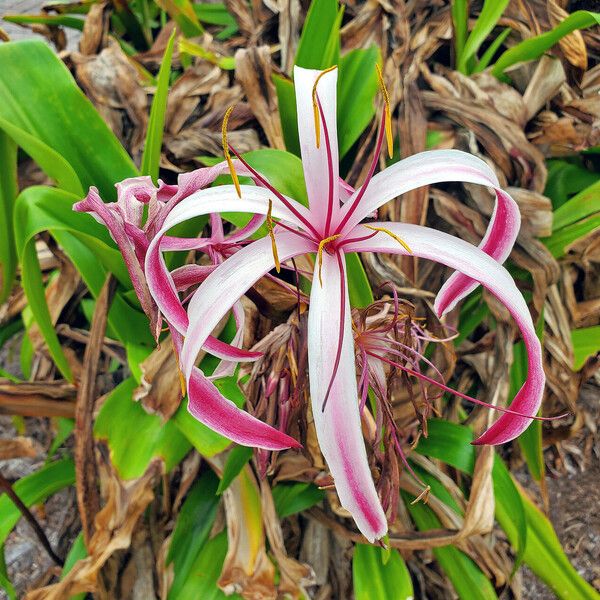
(375, 64, 394, 158)
(266, 199, 281, 273)
(222, 106, 241, 198)
(364, 225, 412, 254)
(316, 234, 342, 286)
(311, 66, 338, 149)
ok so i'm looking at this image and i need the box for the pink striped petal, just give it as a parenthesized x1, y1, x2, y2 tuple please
(344, 222, 544, 445)
(171, 264, 217, 291)
(336, 150, 520, 312)
(180, 232, 312, 382)
(308, 251, 387, 541)
(294, 66, 340, 234)
(203, 335, 261, 363)
(146, 185, 310, 336)
(210, 300, 248, 379)
(435, 186, 520, 316)
(171, 332, 298, 450)
(115, 175, 155, 226)
(74, 187, 161, 339)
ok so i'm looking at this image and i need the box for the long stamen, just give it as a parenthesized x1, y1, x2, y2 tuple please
(363, 225, 412, 254)
(335, 111, 386, 234)
(317, 234, 341, 286)
(227, 144, 321, 239)
(266, 199, 281, 273)
(222, 106, 241, 198)
(322, 251, 346, 412)
(338, 230, 378, 249)
(366, 350, 569, 422)
(375, 64, 393, 158)
(312, 66, 337, 148)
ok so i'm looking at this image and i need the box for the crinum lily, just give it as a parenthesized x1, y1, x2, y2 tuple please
(74, 163, 300, 450)
(145, 66, 546, 542)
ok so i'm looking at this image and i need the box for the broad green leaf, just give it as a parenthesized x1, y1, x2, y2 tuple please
(492, 11, 600, 78)
(494, 459, 600, 600)
(142, 29, 176, 183)
(543, 213, 600, 257)
(415, 420, 527, 570)
(94, 378, 191, 479)
(2, 14, 85, 30)
(273, 75, 300, 156)
(571, 326, 600, 370)
(452, 0, 468, 59)
(0, 546, 16, 600)
(216, 445, 253, 494)
(0, 131, 17, 303)
(404, 491, 498, 600)
(552, 179, 600, 231)
(14, 186, 152, 379)
(458, 0, 509, 74)
(455, 289, 489, 346)
(167, 472, 220, 600)
(346, 252, 374, 308)
(491, 456, 527, 570)
(545, 158, 599, 210)
(512, 341, 544, 481)
(0, 458, 75, 546)
(353, 544, 413, 600)
(0, 116, 82, 196)
(272, 482, 325, 518)
(0, 40, 137, 199)
(173, 531, 242, 600)
(415, 418, 475, 473)
(156, 0, 204, 37)
(337, 46, 380, 157)
(295, 0, 342, 70)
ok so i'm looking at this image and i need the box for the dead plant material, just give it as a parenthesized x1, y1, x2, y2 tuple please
(72, 40, 148, 158)
(25, 452, 162, 600)
(0, 381, 76, 418)
(132, 336, 183, 422)
(260, 479, 315, 598)
(75, 274, 116, 547)
(0, 436, 39, 459)
(235, 46, 286, 150)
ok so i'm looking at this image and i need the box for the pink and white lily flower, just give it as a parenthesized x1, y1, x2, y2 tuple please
(74, 164, 301, 451)
(145, 66, 545, 542)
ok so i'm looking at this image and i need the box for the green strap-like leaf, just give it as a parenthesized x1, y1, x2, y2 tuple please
(353, 544, 413, 600)
(0, 131, 17, 303)
(142, 29, 176, 183)
(492, 11, 600, 78)
(571, 326, 600, 370)
(94, 377, 191, 479)
(0, 40, 137, 199)
(0, 458, 75, 546)
(458, 0, 509, 74)
(216, 445, 253, 494)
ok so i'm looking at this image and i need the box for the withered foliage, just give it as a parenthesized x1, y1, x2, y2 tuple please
(1, 0, 599, 598)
